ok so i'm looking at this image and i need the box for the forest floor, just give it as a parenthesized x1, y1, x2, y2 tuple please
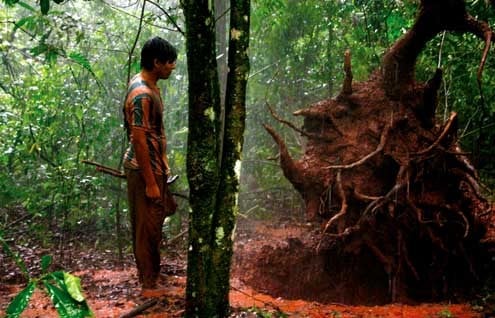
(0, 213, 492, 317)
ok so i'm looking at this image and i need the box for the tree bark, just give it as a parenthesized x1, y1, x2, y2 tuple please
(183, 1, 221, 316)
(381, 0, 492, 98)
(212, 0, 250, 315)
(183, 0, 250, 316)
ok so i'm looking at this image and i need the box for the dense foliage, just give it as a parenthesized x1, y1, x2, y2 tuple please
(0, 0, 493, 250)
(0, 0, 188, 248)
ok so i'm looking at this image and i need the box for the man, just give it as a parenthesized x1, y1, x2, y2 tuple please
(123, 36, 178, 295)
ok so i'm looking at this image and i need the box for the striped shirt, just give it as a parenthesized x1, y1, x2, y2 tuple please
(123, 74, 166, 175)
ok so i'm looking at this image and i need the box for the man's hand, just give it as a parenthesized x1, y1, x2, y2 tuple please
(146, 183, 161, 200)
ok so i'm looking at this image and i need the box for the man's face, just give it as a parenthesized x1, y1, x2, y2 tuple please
(156, 60, 176, 79)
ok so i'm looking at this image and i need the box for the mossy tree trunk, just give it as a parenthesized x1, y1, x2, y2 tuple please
(182, 1, 250, 317)
(213, 0, 250, 316)
(183, 1, 221, 315)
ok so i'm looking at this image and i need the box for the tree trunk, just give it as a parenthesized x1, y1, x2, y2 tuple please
(212, 0, 250, 316)
(183, 1, 221, 316)
(183, 0, 250, 316)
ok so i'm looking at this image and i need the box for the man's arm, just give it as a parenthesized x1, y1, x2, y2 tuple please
(132, 126, 160, 199)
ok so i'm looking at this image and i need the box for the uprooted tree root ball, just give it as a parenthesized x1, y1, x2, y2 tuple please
(259, 0, 495, 303)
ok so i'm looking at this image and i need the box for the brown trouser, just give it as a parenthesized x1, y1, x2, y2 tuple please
(126, 169, 176, 288)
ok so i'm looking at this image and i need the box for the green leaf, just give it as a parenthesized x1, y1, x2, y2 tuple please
(43, 281, 93, 318)
(30, 43, 48, 56)
(17, 1, 36, 11)
(41, 255, 52, 273)
(63, 272, 85, 302)
(13, 16, 36, 32)
(0, 231, 30, 280)
(3, 0, 20, 6)
(6, 282, 35, 318)
(53, 0, 64, 3)
(45, 49, 59, 64)
(68, 52, 94, 74)
(45, 271, 65, 288)
(75, 107, 84, 121)
(40, 0, 49, 15)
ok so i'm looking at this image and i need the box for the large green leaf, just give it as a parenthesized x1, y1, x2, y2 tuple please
(41, 255, 52, 273)
(63, 272, 86, 302)
(6, 282, 35, 318)
(43, 281, 93, 318)
(40, 0, 50, 15)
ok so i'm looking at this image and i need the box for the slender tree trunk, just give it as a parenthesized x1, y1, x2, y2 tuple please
(182, 1, 222, 316)
(212, 0, 250, 315)
(183, 0, 250, 316)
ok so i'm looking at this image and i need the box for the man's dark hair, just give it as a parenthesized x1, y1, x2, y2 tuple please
(140, 37, 177, 71)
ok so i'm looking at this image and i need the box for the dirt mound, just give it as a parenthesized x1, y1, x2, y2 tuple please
(233, 214, 495, 306)
(262, 0, 495, 303)
(232, 219, 389, 305)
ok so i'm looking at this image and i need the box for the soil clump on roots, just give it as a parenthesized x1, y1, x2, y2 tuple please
(246, 0, 495, 306)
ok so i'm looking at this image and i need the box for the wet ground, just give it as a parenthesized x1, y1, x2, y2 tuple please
(0, 216, 491, 317)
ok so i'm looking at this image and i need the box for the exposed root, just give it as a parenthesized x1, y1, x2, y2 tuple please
(264, 0, 493, 301)
(461, 15, 493, 87)
(364, 236, 393, 275)
(453, 144, 478, 177)
(263, 124, 304, 189)
(363, 165, 408, 216)
(321, 225, 361, 240)
(407, 197, 428, 224)
(353, 188, 381, 201)
(324, 124, 390, 170)
(267, 103, 338, 141)
(456, 209, 470, 238)
(426, 227, 448, 252)
(293, 108, 345, 137)
(413, 112, 457, 156)
(401, 240, 420, 281)
(451, 168, 485, 201)
(322, 170, 348, 234)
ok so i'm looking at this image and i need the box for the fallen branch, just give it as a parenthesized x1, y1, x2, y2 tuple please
(166, 229, 188, 245)
(119, 298, 158, 318)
